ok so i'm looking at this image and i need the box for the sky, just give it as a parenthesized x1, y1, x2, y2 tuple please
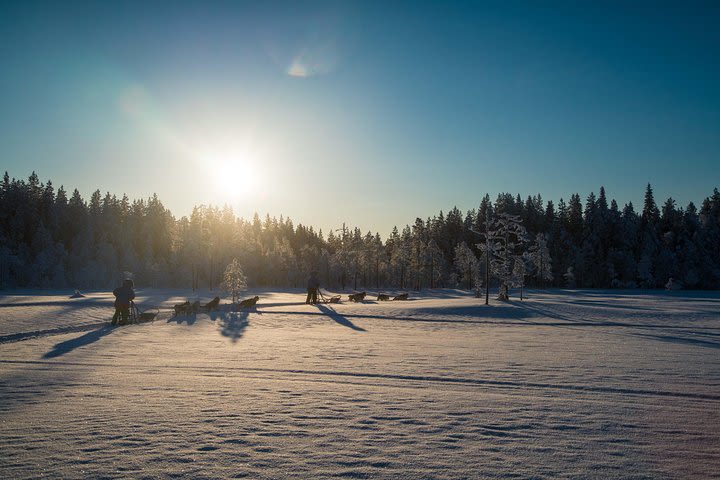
(1, 1, 719, 237)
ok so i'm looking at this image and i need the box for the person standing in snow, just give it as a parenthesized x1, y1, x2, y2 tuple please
(112, 279, 135, 325)
(306, 271, 320, 305)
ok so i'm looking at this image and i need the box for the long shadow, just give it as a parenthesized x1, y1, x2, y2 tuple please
(262, 309, 554, 326)
(516, 301, 720, 331)
(218, 311, 250, 342)
(0, 297, 113, 308)
(629, 332, 720, 350)
(0, 321, 110, 345)
(42, 324, 116, 359)
(256, 301, 306, 308)
(316, 304, 366, 332)
(561, 299, 656, 312)
(410, 304, 534, 320)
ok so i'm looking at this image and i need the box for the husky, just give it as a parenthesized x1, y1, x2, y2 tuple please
(173, 301, 191, 316)
(203, 296, 220, 311)
(238, 296, 260, 308)
(348, 292, 367, 302)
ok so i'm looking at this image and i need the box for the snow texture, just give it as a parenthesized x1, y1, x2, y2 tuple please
(1, 289, 719, 478)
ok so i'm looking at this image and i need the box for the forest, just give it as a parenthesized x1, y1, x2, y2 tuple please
(1, 171, 719, 291)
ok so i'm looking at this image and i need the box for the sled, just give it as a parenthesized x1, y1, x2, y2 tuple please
(113, 301, 158, 326)
(317, 289, 341, 304)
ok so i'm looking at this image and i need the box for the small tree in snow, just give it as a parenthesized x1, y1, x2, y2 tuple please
(222, 258, 247, 304)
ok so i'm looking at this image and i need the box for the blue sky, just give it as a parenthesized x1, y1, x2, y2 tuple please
(1, 1, 718, 236)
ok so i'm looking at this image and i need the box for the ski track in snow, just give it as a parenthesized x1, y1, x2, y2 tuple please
(1, 289, 719, 479)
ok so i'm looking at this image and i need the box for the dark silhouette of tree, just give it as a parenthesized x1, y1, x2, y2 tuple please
(1, 171, 718, 292)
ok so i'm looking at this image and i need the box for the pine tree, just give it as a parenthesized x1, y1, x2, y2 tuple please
(453, 242, 478, 290)
(642, 183, 660, 227)
(511, 257, 527, 300)
(391, 226, 413, 289)
(222, 258, 247, 304)
(526, 233, 553, 288)
(426, 238, 444, 288)
(487, 213, 527, 300)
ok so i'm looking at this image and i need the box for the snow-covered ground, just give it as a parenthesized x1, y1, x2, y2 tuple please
(1, 288, 719, 479)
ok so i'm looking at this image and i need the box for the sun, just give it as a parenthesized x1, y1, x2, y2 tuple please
(208, 151, 260, 199)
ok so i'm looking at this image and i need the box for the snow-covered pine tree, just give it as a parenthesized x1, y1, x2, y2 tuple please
(487, 212, 527, 300)
(222, 258, 247, 304)
(387, 226, 412, 289)
(426, 238, 444, 288)
(511, 256, 527, 300)
(410, 218, 427, 290)
(453, 242, 478, 290)
(526, 233, 553, 288)
(370, 233, 388, 289)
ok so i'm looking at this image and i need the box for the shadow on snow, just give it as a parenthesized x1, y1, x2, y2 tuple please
(216, 310, 250, 342)
(42, 324, 115, 359)
(316, 304, 366, 332)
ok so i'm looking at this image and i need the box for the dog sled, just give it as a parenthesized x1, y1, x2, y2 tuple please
(113, 301, 158, 326)
(317, 289, 341, 304)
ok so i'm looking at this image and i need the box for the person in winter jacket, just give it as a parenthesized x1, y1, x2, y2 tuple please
(306, 271, 320, 305)
(112, 279, 135, 325)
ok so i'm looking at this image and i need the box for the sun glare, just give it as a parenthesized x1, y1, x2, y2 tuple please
(208, 151, 260, 199)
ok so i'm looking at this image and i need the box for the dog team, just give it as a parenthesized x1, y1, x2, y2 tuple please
(111, 271, 409, 323)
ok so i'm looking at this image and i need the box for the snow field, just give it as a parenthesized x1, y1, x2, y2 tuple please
(1, 289, 719, 478)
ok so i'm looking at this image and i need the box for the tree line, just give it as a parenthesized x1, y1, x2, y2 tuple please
(1, 171, 719, 291)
